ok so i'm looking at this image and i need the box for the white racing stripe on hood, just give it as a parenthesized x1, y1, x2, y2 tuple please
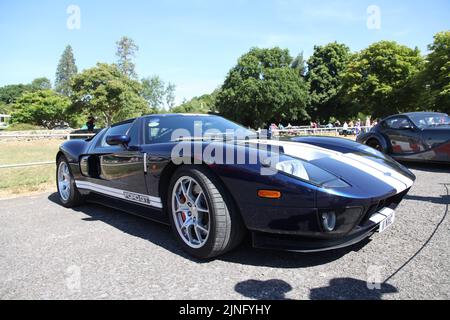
(249, 139, 410, 193)
(247, 139, 339, 161)
(344, 153, 414, 189)
(329, 154, 407, 192)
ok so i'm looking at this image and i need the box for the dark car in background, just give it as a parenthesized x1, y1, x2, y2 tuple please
(357, 112, 450, 164)
(69, 128, 102, 140)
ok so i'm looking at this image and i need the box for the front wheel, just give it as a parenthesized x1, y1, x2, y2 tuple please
(56, 156, 84, 208)
(168, 166, 245, 259)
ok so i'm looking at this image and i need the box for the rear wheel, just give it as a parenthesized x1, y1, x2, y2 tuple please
(56, 156, 84, 208)
(367, 139, 384, 152)
(168, 166, 245, 259)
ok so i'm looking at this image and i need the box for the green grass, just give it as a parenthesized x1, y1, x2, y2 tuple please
(0, 166, 55, 196)
(4, 123, 43, 131)
(0, 139, 62, 198)
(0, 139, 61, 165)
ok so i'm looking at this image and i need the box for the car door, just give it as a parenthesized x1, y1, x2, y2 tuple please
(382, 116, 423, 155)
(80, 119, 148, 196)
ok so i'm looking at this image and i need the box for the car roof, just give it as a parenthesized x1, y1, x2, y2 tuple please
(111, 118, 136, 127)
(382, 112, 448, 122)
(142, 113, 215, 118)
(401, 112, 448, 117)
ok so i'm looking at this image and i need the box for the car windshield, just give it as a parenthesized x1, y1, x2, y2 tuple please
(145, 115, 256, 144)
(408, 113, 450, 128)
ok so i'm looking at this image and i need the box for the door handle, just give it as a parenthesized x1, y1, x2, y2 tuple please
(143, 152, 147, 173)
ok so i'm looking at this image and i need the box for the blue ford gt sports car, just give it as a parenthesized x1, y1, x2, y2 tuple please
(56, 114, 415, 259)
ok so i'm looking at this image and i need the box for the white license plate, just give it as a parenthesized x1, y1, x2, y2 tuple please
(369, 208, 396, 233)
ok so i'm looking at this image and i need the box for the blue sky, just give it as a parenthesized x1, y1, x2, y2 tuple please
(0, 0, 449, 104)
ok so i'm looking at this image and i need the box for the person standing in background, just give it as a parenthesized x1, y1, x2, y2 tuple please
(343, 121, 349, 137)
(355, 119, 361, 135)
(86, 116, 95, 133)
(365, 117, 372, 133)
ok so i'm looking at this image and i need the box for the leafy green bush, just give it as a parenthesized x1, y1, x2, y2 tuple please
(11, 90, 72, 129)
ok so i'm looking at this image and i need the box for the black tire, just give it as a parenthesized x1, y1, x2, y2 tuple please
(167, 165, 245, 260)
(367, 139, 384, 152)
(56, 156, 84, 208)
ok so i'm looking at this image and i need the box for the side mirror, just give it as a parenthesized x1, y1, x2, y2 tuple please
(106, 135, 130, 146)
(399, 125, 413, 130)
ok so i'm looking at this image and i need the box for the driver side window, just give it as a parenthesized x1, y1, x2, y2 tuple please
(385, 117, 411, 130)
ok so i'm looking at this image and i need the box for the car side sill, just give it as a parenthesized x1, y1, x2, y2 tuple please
(86, 192, 170, 225)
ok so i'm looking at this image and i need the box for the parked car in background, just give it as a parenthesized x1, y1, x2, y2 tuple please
(53, 124, 72, 130)
(69, 128, 102, 140)
(357, 112, 450, 164)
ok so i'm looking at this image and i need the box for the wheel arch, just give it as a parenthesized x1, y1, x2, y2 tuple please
(363, 133, 389, 152)
(56, 150, 65, 162)
(56, 140, 88, 164)
(158, 160, 245, 227)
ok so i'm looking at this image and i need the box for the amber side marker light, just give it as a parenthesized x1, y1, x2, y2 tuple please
(258, 190, 282, 199)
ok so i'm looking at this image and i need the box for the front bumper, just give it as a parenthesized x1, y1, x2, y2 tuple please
(251, 190, 408, 253)
(252, 223, 378, 253)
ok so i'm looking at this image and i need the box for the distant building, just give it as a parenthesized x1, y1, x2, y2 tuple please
(0, 114, 11, 128)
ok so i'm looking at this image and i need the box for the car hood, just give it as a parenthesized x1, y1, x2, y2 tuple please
(244, 139, 415, 196)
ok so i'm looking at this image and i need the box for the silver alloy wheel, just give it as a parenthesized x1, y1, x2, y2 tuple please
(58, 161, 71, 201)
(172, 176, 211, 249)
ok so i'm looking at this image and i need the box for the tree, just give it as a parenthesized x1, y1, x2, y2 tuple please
(0, 102, 9, 114)
(170, 89, 220, 114)
(306, 42, 351, 122)
(31, 77, 52, 91)
(141, 76, 176, 111)
(55, 45, 78, 96)
(342, 41, 424, 118)
(216, 47, 310, 128)
(165, 82, 176, 110)
(11, 90, 71, 129)
(70, 63, 148, 126)
(292, 51, 307, 77)
(141, 76, 165, 112)
(116, 36, 139, 79)
(0, 84, 32, 105)
(419, 31, 450, 114)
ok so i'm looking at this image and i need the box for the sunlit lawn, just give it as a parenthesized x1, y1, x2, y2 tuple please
(0, 139, 62, 198)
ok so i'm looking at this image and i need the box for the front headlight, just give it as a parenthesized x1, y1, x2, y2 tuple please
(275, 160, 310, 180)
(274, 158, 350, 188)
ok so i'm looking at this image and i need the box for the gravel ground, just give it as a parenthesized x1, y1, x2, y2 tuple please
(0, 163, 449, 300)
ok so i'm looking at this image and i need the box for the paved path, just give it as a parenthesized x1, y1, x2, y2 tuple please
(1, 164, 449, 299)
